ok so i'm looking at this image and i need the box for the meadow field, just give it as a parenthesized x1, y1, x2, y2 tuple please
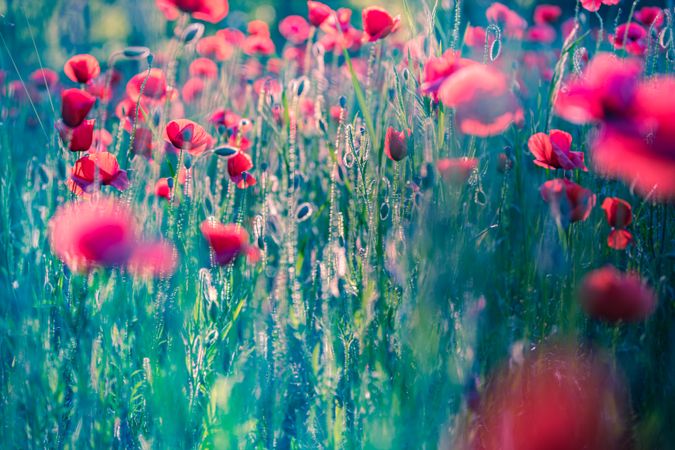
(0, 0, 674, 448)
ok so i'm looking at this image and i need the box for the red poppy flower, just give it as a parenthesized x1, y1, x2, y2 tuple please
(131, 127, 155, 160)
(610, 23, 648, 55)
(601, 197, 633, 250)
(165, 119, 212, 155)
(438, 65, 523, 137)
(29, 68, 59, 91)
(116, 97, 150, 132)
(56, 119, 95, 152)
(200, 220, 257, 265)
(421, 50, 475, 100)
(526, 24, 556, 43)
(68, 152, 129, 196)
(308, 1, 333, 27)
(156, 0, 228, 23)
(540, 178, 595, 223)
(248, 20, 271, 37)
(242, 35, 276, 56)
(127, 241, 178, 277)
(437, 158, 478, 185)
(362, 7, 400, 42)
(189, 57, 219, 79)
(155, 177, 172, 199)
(126, 68, 168, 103)
(533, 4, 561, 24)
(580, 266, 657, 322)
(527, 129, 587, 171)
(217, 28, 246, 45)
(64, 54, 101, 84)
(555, 53, 642, 125)
(279, 15, 311, 44)
(464, 25, 487, 48)
(209, 108, 241, 129)
(227, 150, 253, 178)
(466, 346, 631, 450)
(181, 77, 205, 104)
(486, 2, 527, 38)
(580, 0, 619, 13)
(61, 88, 96, 127)
(48, 198, 137, 271)
(591, 76, 675, 200)
(384, 127, 409, 162)
(197, 35, 233, 61)
(634, 7, 664, 29)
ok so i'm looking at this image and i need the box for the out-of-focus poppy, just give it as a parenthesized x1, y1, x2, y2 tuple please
(64, 54, 101, 84)
(200, 220, 258, 265)
(540, 178, 595, 223)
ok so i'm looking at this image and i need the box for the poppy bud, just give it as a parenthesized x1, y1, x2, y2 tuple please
(61, 88, 96, 127)
(384, 126, 409, 162)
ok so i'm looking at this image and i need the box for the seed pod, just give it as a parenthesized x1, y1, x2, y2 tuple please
(213, 145, 239, 158)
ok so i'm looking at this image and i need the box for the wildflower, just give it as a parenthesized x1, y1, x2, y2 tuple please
(29, 68, 59, 91)
(131, 127, 155, 159)
(634, 7, 664, 29)
(527, 129, 587, 171)
(126, 68, 168, 103)
(580, 0, 619, 13)
(486, 2, 527, 38)
(279, 15, 311, 44)
(61, 88, 96, 127)
(533, 5, 561, 25)
(464, 25, 487, 48)
(165, 119, 212, 155)
(362, 6, 400, 42)
(155, 177, 172, 199)
(91, 129, 113, 152)
(438, 65, 523, 137)
(421, 50, 475, 100)
(465, 346, 631, 450)
(217, 28, 245, 45)
(56, 118, 95, 152)
(196, 35, 233, 61)
(242, 35, 276, 56)
(307, 1, 333, 27)
(181, 77, 205, 103)
(437, 158, 478, 185)
(540, 178, 595, 223)
(227, 150, 256, 188)
(610, 23, 648, 56)
(67, 152, 129, 196)
(189, 57, 219, 79)
(384, 127, 409, 162)
(580, 266, 656, 322)
(200, 220, 258, 265)
(48, 198, 136, 271)
(155, 0, 228, 23)
(64, 54, 101, 84)
(127, 241, 178, 277)
(601, 197, 633, 250)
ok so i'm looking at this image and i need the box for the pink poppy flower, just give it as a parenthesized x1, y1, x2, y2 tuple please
(362, 6, 400, 42)
(91, 129, 113, 152)
(610, 23, 648, 55)
(526, 24, 556, 43)
(420, 50, 476, 100)
(580, 266, 656, 322)
(527, 129, 587, 171)
(155, 177, 172, 199)
(464, 25, 487, 48)
(29, 68, 59, 91)
(227, 150, 255, 188)
(196, 35, 233, 61)
(540, 178, 595, 223)
(61, 88, 96, 127)
(48, 198, 136, 271)
(189, 57, 218, 79)
(601, 197, 633, 250)
(200, 220, 258, 265)
(127, 241, 178, 277)
(279, 15, 311, 44)
(438, 64, 523, 137)
(64, 54, 101, 84)
(242, 35, 276, 56)
(165, 119, 212, 155)
(67, 152, 129, 196)
(181, 77, 205, 104)
(634, 7, 664, 29)
(217, 28, 245, 45)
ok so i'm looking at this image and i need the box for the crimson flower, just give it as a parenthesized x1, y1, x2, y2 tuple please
(421, 50, 475, 100)
(200, 220, 258, 265)
(61, 88, 96, 127)
(580, 0, 619, 12)
(527, 129, 587, 171)
(64, 54, 100, 84)
(362, 6, 400, 42)
(540, 178, 595, 223)
(610, 23, 648, 56)
(155, 178, 172, 199)
(384, 127, 409, 162)
(307, 1, 333, 27)
(56, 119, 95, 152)
(634, 7, 664, 29)
(533, 5, 561, 25)
(601, 197, 633, 250)
(227, 150, 256, 189)
(580, 266, 656, 322)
